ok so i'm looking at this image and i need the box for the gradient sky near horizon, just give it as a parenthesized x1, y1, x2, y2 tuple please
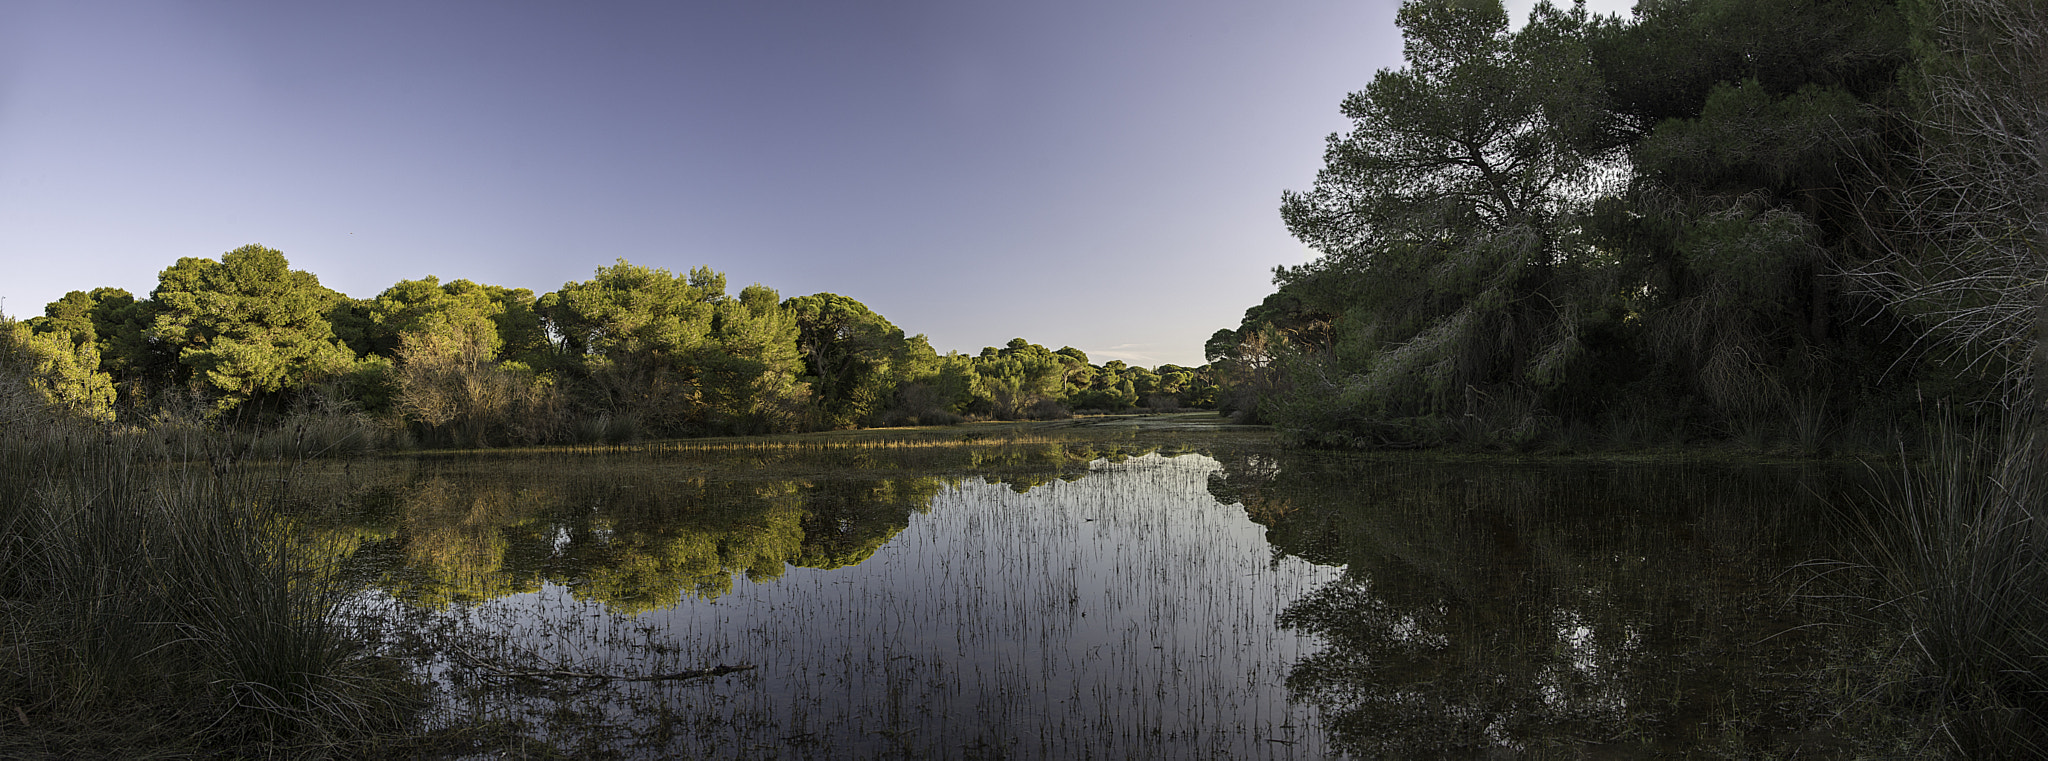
(0, 0, 1631, 368)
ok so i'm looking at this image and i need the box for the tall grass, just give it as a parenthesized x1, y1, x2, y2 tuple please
(1849, 418, 2048, 755)
(0, 422, 416, 757)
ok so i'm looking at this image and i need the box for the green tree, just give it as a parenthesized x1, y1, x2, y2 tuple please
(25, 291, 97, 348)
(1053, 346, 1097, 396)
(26, 288, 161, 388)
(466, 281, 549, 367)
(1269, 0, 1614, 442)
(540, 260, 728, 436)
(1584, 0, 1912, 436)
(883, 342, 976, 426)
(348, 275, 564, 441)
(701, 284, 810, 433)
(542, 260, 721, 360)
(1589, 0, 1907, 139)
(369, 277, 504, 363)
(972, 341, 1070, 419)
(0, 317, 117, 424)
(785, 293, 909, 428)
(148, 245, 356, 413)
(1221, 0, 1920, 446)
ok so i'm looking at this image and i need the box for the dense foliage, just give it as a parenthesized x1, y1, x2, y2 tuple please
(1211, 0, 2036, 452)
(4, 252, 1217, 447)
(1212, 3, 2048, 749)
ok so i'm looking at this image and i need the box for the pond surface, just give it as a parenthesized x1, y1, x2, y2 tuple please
(296, 432, 1875, 758)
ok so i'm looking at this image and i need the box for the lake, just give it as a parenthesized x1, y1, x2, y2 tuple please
(285, 425, 1876, 758)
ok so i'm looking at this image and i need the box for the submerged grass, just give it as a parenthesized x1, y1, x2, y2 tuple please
(347, 450, 1334, 758)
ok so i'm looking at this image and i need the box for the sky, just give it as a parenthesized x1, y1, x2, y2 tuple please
(0, 0, 1633, 368)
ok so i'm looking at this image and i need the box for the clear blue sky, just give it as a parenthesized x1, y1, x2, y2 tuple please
(0, 0, 1629, 368)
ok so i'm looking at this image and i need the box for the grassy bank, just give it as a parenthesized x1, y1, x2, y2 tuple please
(0, 425, 417, 758)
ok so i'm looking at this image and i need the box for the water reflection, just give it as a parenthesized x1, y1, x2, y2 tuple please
(322, 440, 1161, 612)
(283, 438, 1874, 757)
(1212, 452, 1865, 757)
(295, 437, 1338, 757)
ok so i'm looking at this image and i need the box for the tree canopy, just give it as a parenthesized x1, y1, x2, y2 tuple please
(1215, 0, 1966, 449)
(149, 244, 357, 414)
(5, 245, 1217, 443)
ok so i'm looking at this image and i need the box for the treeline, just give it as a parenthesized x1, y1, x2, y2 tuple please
(2, 250, 1216, 446)
(1209, 0, 2036, 451)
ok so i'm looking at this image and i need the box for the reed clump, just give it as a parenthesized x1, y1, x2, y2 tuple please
(1849, 418, 2048, 756)
(0, 421, 419, 758)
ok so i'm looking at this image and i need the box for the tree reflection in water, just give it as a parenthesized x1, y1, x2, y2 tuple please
(290, 436, 1342, 756)
(279, 437, 1877, 756)
(1212, 451, 1869, 757)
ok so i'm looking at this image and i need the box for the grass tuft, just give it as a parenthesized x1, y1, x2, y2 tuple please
(1840, 417, 2048, 756)
(0, 422, 419, 758)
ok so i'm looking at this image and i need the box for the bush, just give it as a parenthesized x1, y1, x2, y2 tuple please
(1025, 398, 1072, 421)
(874, 382, 965, 427)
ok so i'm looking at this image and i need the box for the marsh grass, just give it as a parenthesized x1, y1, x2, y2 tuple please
(1820, 418, 2048, 756)
(0, 424, 419, 758)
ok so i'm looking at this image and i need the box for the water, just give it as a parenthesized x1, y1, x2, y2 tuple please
(1210, 450, 1868, 757)
(299, 434, 1874, 758)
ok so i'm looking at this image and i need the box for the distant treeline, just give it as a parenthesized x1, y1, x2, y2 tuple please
(1208, 0, 2041, 451)
(1, 251, 1215, 446)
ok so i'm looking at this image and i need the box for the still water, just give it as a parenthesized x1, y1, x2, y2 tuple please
(301, 433, 1868, 758)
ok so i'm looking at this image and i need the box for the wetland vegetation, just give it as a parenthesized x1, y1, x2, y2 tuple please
(4, 0, 2046, 756)
(0, 411, 2017, 757)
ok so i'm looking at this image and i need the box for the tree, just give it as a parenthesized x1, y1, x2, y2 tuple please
(784, 293, 908, 428)
(1597, 0, 1909, 430)
(464, 281, 549, 367)
(369, 277, 503, 364)
(974, 350, 1070, 419)
(542, 260, 721, 360)
(1053, 347, 1097, 396)
(539, 261, 729, 437)
(26, 291, 97, 348)
(1268, 0, 1614, 441)
(148, 245, 355, 413)
(1589, 0, 1908, 140)
(701, 284, 810, 433)
(1219, 0, 1921, 446)
(0, 317, 116, 424)
(26, 288, 162, 390)
(341, 275, 562, 443)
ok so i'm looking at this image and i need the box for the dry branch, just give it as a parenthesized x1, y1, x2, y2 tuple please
(446, 643, 753, 685)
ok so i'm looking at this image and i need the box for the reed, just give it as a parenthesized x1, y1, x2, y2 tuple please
(0, 422, 417, 757)
(1849, 418, 2048, 755)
